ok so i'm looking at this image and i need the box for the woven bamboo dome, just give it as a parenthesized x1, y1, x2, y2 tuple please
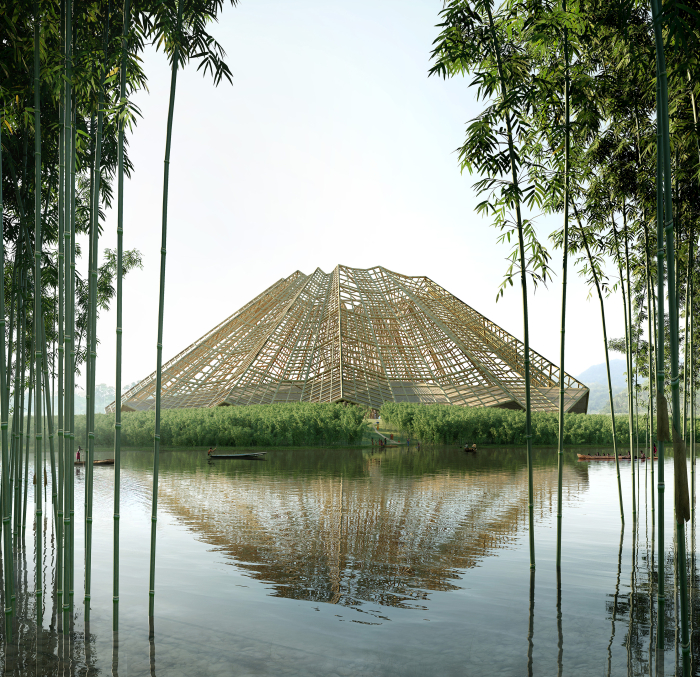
(108, 265, 589, 414)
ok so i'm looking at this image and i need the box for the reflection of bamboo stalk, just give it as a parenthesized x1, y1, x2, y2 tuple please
(556, 570, 563, 677)
(674, 529, 679, 670)
(149, 616, 156, 676)
(627, 518, 636, 677)
(527, 571, 534, 677)
(648, 498, 654, 677)
(607, 528, 623, 677)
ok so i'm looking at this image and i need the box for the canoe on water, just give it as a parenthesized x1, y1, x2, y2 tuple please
(577, 454, 656, 461)
(74, 459, 115, 466)
(210, 452, 267, 460)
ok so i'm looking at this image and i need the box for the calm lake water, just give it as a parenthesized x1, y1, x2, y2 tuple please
(1, 445, 697, 675)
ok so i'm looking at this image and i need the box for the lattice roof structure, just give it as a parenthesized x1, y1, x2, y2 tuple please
(108, 265, 589, 414)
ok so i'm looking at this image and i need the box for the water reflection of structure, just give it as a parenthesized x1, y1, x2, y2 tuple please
(156, 461, 589, 609)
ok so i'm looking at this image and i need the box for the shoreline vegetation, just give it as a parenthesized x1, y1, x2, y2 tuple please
(379, 402, 689, 447)
(32, 402, 696, 450)
(76, 403, 368, 448)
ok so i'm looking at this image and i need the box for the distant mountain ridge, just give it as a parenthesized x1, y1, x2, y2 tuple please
(576, 359, 628, 390)
(576, 360, 629, 414)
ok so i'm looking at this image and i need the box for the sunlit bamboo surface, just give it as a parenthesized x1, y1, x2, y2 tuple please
(109, 266, 589, 414)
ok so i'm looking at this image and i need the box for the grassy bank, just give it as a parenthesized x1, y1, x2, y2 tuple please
(379, 402, 694, 446)
(71, 403, 368, 448)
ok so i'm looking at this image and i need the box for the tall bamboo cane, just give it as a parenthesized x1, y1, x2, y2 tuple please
(56, 0, 66, 616)
(64, 99, 77, 630)
(644, 226, 656, 515)
(150, 0, 184, 614)
(690, 248, 695, 519)
(114, 0, 131, 631)
(62, 0, 74, 630)
(85, 6, 112, 623)
(574, 208, 623, 521)
(653, 68, 667, 654)
(612, 218, 635, 520)
(651, 0, 691, 669)
(484, 0, 535, 569)
(0, 110, 15, 633)
(12, 263, 24, 548)
(623, 218, 636, 517)
(39, 321, 57, 528)
(32, 0, 44, 616)
(556, 0, 570, 570)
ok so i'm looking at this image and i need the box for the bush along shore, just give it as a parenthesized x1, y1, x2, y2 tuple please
(74, 403, 368, 448)
(379, 402, 696, 447)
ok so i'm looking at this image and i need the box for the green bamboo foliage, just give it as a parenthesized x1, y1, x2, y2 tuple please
(32, 0, 44, 618)
(150, 0, 184, 616)
(556, 0, 570, 570)
(114, 0, 131, 631)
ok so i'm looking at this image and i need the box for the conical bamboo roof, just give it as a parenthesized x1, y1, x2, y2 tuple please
(109, 265, 589, 413)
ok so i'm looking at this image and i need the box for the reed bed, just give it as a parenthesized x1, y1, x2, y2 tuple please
(75, 403, 368, 448)
(379, 403, 697, 447)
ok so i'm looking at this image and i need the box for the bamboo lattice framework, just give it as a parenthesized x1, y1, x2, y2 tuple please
(107, 265, 589, 414)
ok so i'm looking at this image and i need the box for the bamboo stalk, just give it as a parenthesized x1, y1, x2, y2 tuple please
(0, 108, 15, 633)
(32, 0, 44, 615)
(650, 0, 691, 669)
(151, 0, 184, 613)
(64, 94, 77, 630)
(39, 321, 57, 529)
(556, 0, 570, 571)
(653, 63, 667, 654)
(85, 4, 111, 623)
(62, 0, 74, 630)
(23, 346, 32, 535)
(56, 0, 66, 617)
(484, 0, 535, 569)
(644, 225, 656, 516)
(612, 218, 635, 520)
(114, 0, 131, 631)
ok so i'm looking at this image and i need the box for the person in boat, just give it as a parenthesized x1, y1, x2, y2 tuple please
(653, 443, 658, 457)
(207, 447, 217, 457)
(76, 446, 82, 462)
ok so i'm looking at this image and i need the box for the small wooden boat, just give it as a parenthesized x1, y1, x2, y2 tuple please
(74, 459, 115, 466)
(210, 452, 267, 460)
(462, 447, 477, 453)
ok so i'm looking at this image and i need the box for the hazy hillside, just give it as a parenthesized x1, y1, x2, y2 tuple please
(577, 360, 628, 390)
(576, 360, 629, 414)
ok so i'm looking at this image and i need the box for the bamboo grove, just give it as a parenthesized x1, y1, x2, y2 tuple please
(0, 0, 698, 670)
(430, 0, 698, 672)
(0, 0, 237, 638)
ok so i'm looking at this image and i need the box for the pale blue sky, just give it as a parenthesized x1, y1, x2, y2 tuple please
(92, 0, 626, 391)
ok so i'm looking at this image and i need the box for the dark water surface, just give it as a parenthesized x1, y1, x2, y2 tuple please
(1, 445, 697, 675)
